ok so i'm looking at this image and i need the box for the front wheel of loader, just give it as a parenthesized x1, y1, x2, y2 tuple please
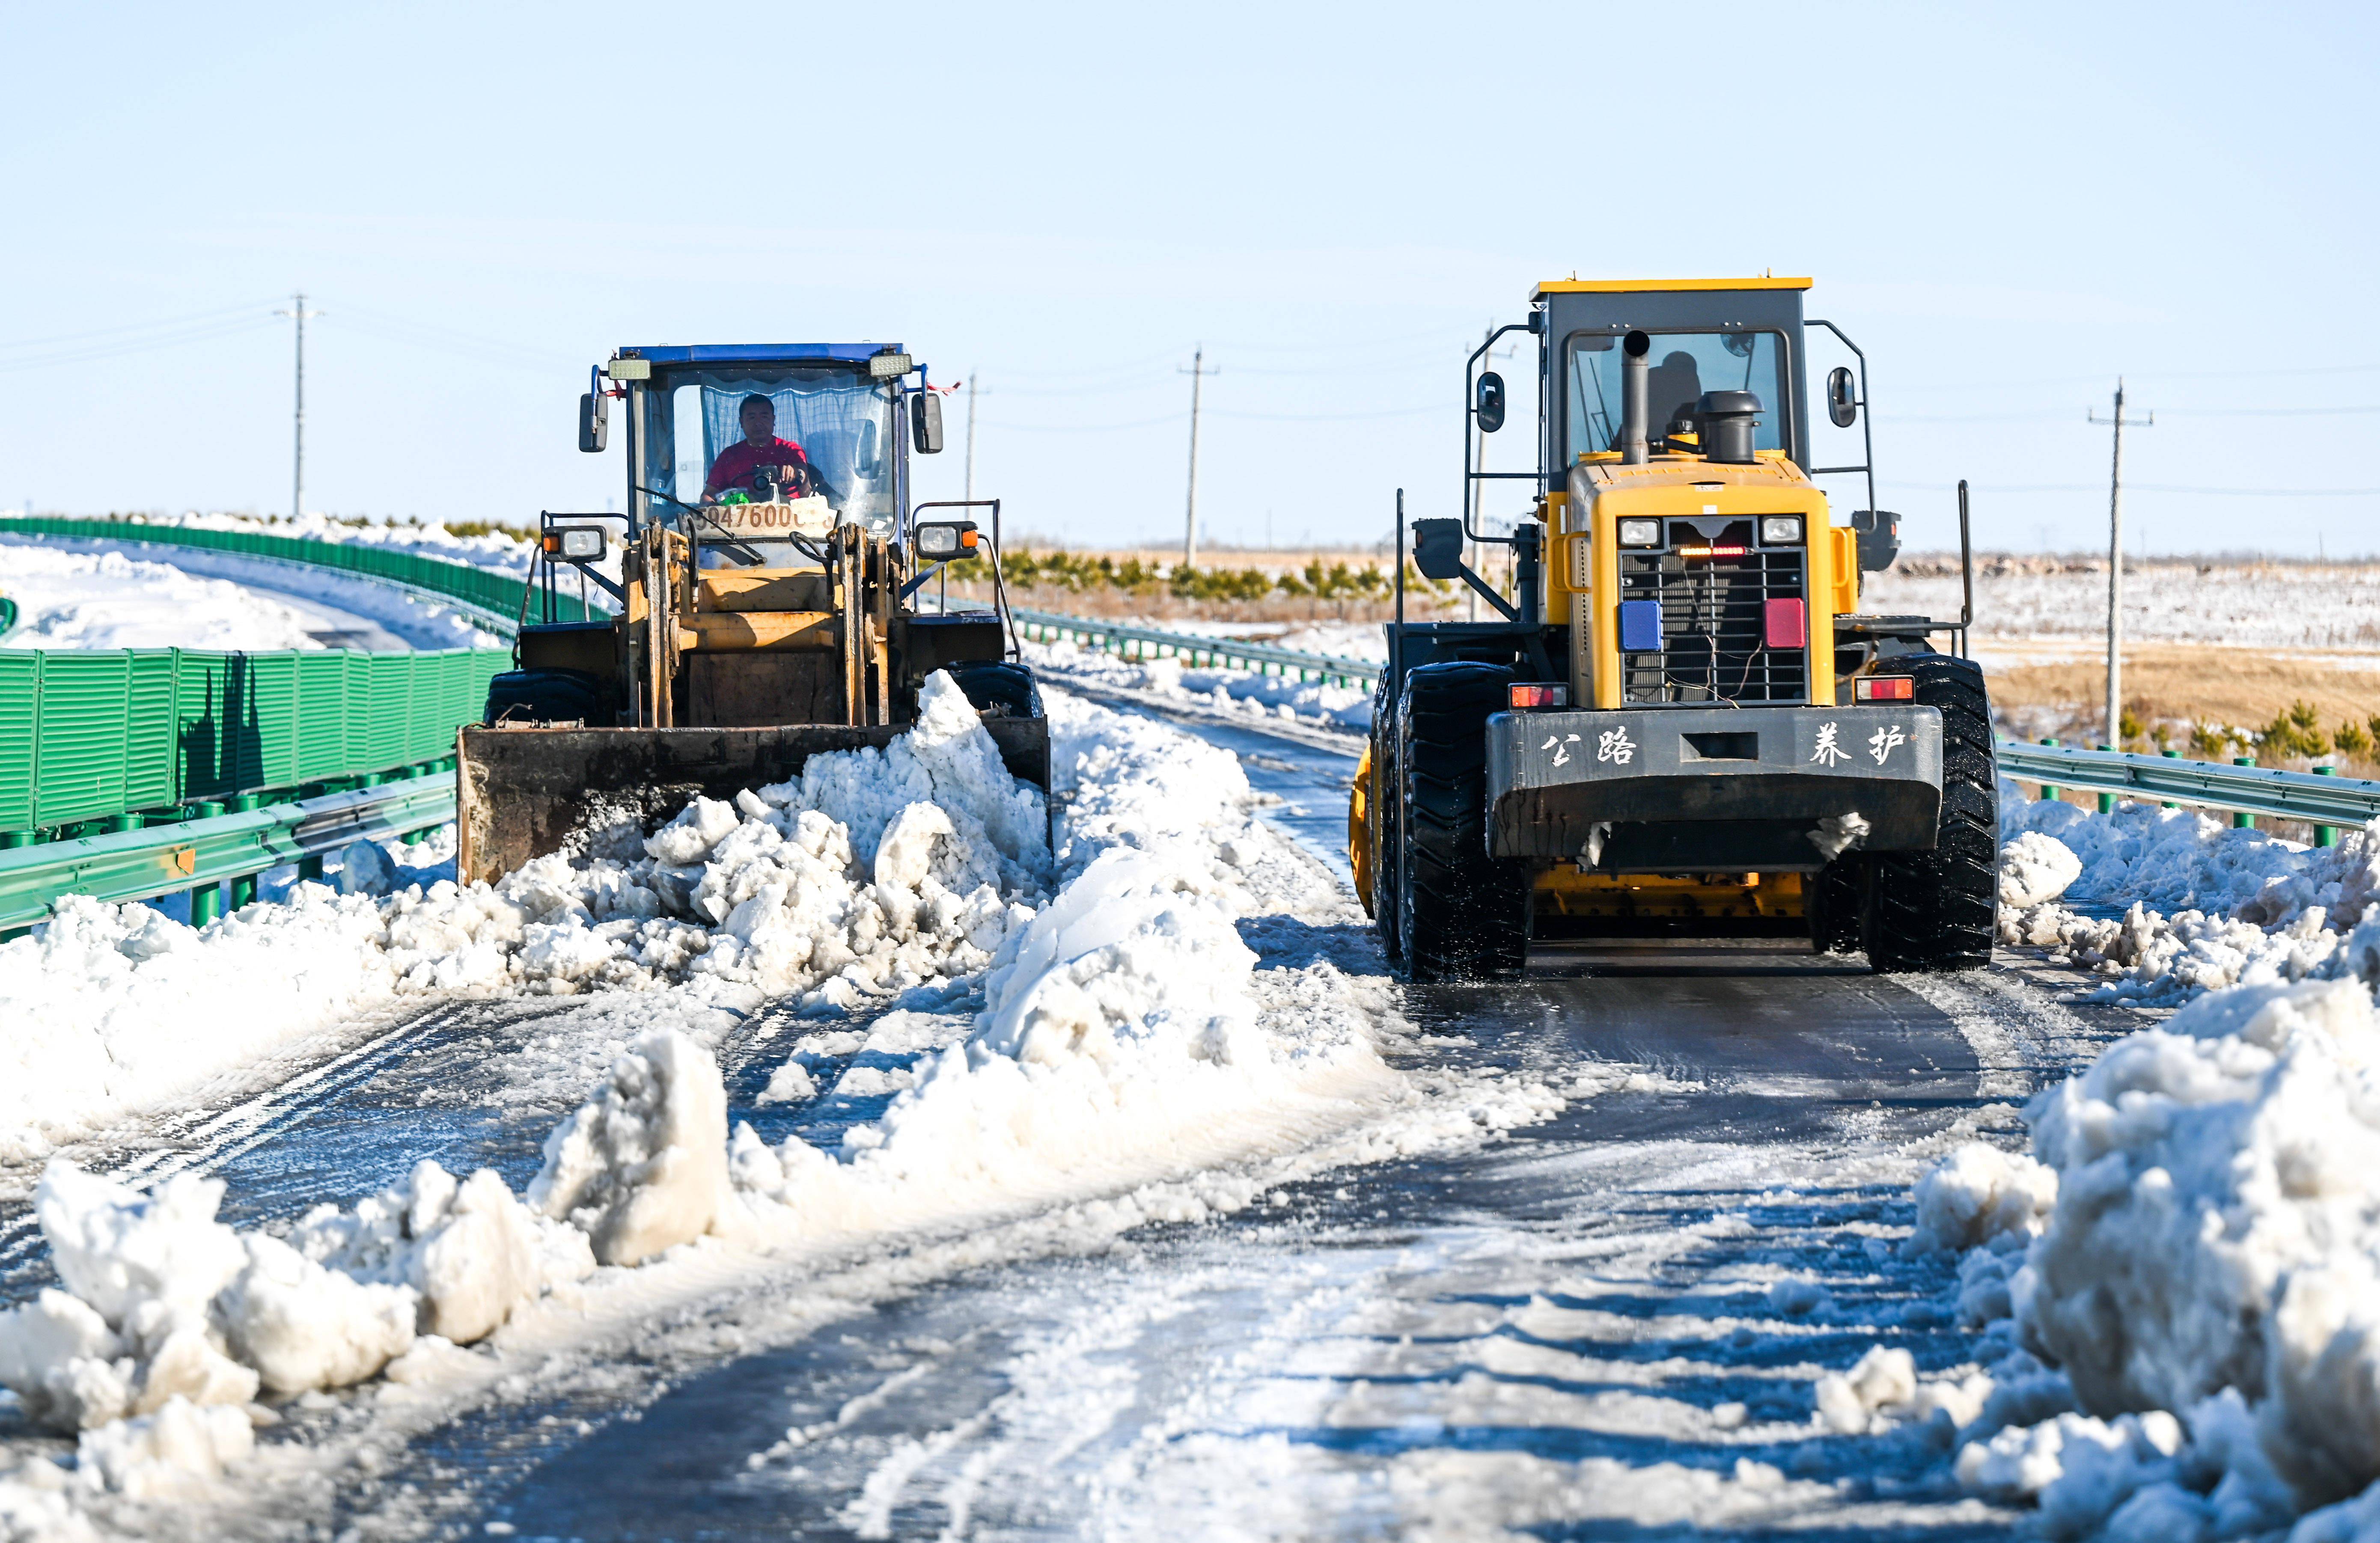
(945, 660, 1044, 721)
(484, 668, 607, 727)
(1397, 662, 1529, 982)
(1864, 653, 1998, 973)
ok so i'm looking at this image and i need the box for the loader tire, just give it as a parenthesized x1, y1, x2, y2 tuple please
(484, 668, 607, 727)
(945, 660, 1044, 721)
(1809, 854, 1865, 956)
(1367, 672, 1402, 961)
(1397, 662, 1529, 982)
(1864, 653, 1998, 973)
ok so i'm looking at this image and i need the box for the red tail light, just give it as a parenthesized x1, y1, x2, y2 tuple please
(1856, 675, 1915, 702)
(1508, 684, 1570, 709)
(1762, 598, 1806, 649)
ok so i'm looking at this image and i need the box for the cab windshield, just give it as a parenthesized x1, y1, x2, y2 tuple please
(1567, 330, 1789, 462)
(640, 367, 898, 560)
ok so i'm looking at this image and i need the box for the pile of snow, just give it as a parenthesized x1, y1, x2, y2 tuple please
(1996, 784, 2380, 1007)
(0, 1151, 589, 1496)
(0, 672, 1046, 1160)
(1863, 558, 2380, 651)
(1024, 636, 1373, 734)
(0, 545, 330, 651)
(1867, 972, 2380, 1537)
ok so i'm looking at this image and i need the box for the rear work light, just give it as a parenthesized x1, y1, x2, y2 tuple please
(1856, 675, 1916, 702)
(1508, 684, 1570, 709)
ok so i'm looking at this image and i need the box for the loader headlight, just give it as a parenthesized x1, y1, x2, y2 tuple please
(1759, 516, 1804, 546)
(1617, 518, 1661, 548)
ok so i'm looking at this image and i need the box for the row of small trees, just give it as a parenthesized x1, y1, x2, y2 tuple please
(2179, 699, 2380, 764)
(997, 550, 1460, 603)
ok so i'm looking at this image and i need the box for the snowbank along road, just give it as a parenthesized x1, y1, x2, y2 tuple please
(6, 653, 2380, 1540)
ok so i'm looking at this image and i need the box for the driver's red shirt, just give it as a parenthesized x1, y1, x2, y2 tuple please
(705, 437, 812, 496)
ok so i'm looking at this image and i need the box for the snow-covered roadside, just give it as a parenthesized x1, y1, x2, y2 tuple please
(1838, 791, 2380, 1539)
(1024, 637, 1374, 735)
(0, 547, 348, 652)
(1995, 785, 2380, 1009)
(0, 535, 501, 652)
(0, 674, 1571, 1525)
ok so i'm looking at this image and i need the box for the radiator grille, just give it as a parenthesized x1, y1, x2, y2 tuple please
(1618, 537, 1808, 704)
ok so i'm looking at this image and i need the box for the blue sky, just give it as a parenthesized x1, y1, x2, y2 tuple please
(3, 0, 2375, 556)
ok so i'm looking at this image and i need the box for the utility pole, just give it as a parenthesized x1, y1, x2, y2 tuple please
(274, 293, 324, 520)
(963, 373, 981, 504)
(1180, 346, 1220, 569)
(2088, 380, 2153, 749)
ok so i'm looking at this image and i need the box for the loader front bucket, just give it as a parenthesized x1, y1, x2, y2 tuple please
(455, 722, 1053, 885)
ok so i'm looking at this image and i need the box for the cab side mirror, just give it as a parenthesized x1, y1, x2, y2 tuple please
(1475, 372, 1506, 434)
(910, 392, 944, 454)
(1826, 366, 1858, 430)
(578, 390, 609, 453)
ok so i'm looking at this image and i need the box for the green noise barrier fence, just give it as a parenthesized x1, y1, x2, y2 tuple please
(0, 646, 508, 841)
(0, 515, 601, 633)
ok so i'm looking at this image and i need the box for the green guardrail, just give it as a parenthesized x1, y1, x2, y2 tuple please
(0, 515, 602, 636)
(0, 646, 506, 841)
(1012, 608, 1381, 689)
(1999, 737, 2380, 844)
(0, 774, 457, 931)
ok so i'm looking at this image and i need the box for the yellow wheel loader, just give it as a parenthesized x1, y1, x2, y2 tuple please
(1351, 278, 1989, 981)
(457, 343, 1046, 883)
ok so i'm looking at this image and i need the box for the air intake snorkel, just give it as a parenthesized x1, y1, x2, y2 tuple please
(1619, 330, 1651, 465)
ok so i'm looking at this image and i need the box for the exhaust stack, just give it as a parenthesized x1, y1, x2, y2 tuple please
(1619, 330, 1651, 465)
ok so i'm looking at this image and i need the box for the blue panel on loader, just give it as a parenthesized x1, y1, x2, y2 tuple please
(1618, 600, 1663, 653)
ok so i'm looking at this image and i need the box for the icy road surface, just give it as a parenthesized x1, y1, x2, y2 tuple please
(0, 693, 2159, 1540)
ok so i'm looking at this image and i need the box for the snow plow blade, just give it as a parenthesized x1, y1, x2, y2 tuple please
(455, 722, 1052, 885)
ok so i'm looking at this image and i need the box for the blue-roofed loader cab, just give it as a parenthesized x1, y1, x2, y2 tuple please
(456, 342, 1047, 883)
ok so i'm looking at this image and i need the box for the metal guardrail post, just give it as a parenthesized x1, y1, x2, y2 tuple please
(2316, 764, 2338, 847)
(2095, 746, 2116, 813)
(2233, 758, 2257, 829)
(2039, 739, 2060, 802)
(2161, 748, 2181, 808)
(188, 801, 227, 923)
(228, 794, 262, 907)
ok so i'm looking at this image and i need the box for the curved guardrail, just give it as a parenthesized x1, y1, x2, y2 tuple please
(0, 515, 605, 637)
(1012, 608, 1381, 688)
(0, 774, 454, 931)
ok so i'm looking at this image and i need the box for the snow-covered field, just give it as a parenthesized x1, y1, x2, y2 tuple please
(1867, 556, 2380, 652)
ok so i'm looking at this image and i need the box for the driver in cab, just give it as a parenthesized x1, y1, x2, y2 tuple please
(702, 394, 816, 503)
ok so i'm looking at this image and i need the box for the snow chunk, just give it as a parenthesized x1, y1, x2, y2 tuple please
(214, 1234, 416, 1395)
(73, 1394, 255, 1498)
(530, 1029, 731, 1266)
(1904, 1142, 2057, 1258)
(2000, 830, 2083, 909)
(1814, 1345, 1916, 1433)
(295, 1159, 592, 1344)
